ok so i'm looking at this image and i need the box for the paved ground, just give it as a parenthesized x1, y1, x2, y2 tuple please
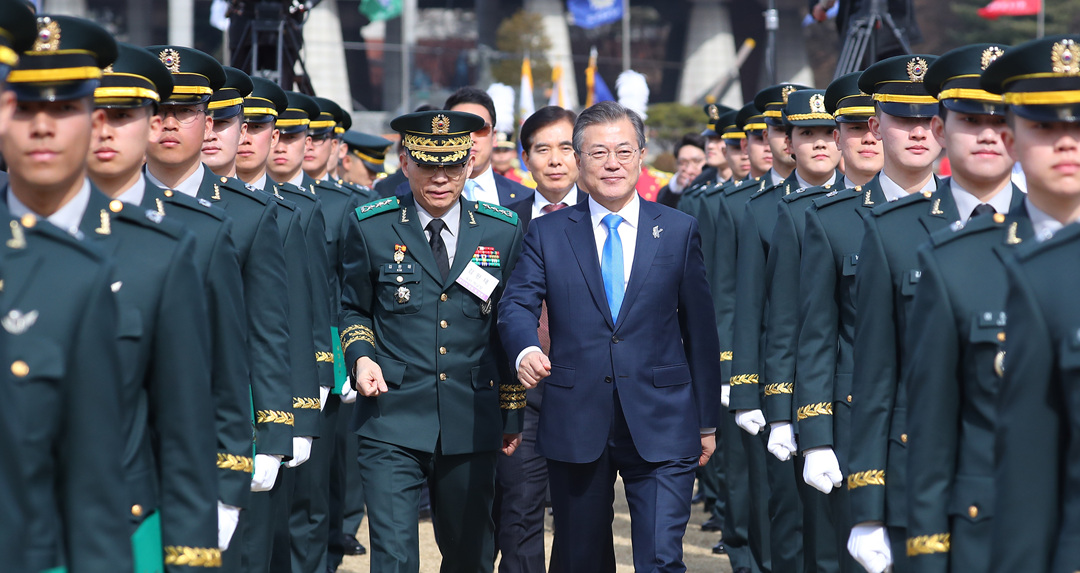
(339, 478, 733, 572)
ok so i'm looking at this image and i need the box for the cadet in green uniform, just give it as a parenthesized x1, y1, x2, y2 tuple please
(760, 89, 845, 573)
(792, 71, 884, 573)
(339, 110, 525, 573)
(338, 130, 393, 196)
(8, 17, 221, 571)
(0, 10, 135, 573)
(88, 42, 255, 558)
(979, 35, 1080, 573)
(730, 83, 814, 573)
(846, 54, 945, 573)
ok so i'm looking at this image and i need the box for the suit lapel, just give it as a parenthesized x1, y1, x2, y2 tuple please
(393, 195, 443, 283)
(446, 201, 484, 288)
(79, 188, 121, 258)
(196, 169, 229, 207)
(919, 179, 958, 235)
(993, 201, 1034, 264)
(616, 202, 662, 330)
(565, 204, 615, 330)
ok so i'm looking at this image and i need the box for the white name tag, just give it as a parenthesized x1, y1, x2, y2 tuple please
(456, 261, 499, 301)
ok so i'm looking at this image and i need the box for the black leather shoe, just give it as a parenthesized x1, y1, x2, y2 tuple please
(712, 541, 727, 555)
(700, 516, 723, 532)
(342, 534, 366, 556)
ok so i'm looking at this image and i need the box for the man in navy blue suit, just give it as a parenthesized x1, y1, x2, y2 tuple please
(498, 101, 721, 572)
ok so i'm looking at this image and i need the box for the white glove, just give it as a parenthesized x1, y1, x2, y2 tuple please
(286, 436, 313, 468)
(340, 377, 357, 404)
(217, 501, 240, 550)
(251, 454, 283, 492)
(735, 409, 766, 435)
(803, 447, 844, 493)
(721, 384, 730, 408)
(319, 385, 330, 412)
(848, 522, 893, 573)
(767, 422, 797, 461)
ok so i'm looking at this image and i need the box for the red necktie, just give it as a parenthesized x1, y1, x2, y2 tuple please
(536, 202, 567, 352)
(541, 202, 568, 214)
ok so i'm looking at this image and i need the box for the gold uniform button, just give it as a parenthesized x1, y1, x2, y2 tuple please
(439, 347, 447, 355)
(10, 360, 28, 377)
(131, 504, 143, 517)
(20, 214, 36, 228)
(109, 200, 124, 213)
(440, 320, 448, 329)
(396, 276, 403, 283)
(901, 433, 908, 443)
(220, 176, 229, 183)
(440, 294, 448, 302)
(997, 332, 1005, 342)
(922, 191, 933, 199)
(993, 213, 1006, 224)
(489, 380, 494, 387)
(968, 505, 978, 519)
(163, 189, 174, 197)
(847, 395, 852, 403)
(439, 373, 447, 381)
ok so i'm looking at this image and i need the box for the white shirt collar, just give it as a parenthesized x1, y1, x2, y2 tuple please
(8, 178, 91, 237)
(795, 170, 836, 191)
(767, 168, 785, 188)
(415, 198, 462, 239)
(532, 185, 578, 219)
(252, 173, 268, 192)
(470, 165, 501, 205)
(588, 192, 640, 231)
(843, 176, 860, 190)
(879, 171, 936, 203)
(147, 163, 204, 198)
(951, 180, 1014, 224)
(117, 173, 147, 206)
(1026, 197, 1066, 242)
(287, 171, 305, 188)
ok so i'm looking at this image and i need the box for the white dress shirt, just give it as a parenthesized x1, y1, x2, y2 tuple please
(879, 171, 936, 203)
(415, 199, 461, 268)
(795, 170, 836, 191)
(1026, 197, 1066, 242)
(8, 179, 92, 237)
(286, 171, 304, 188)
(467, 165, 501, 205)
(147, 163, 204, 198)
(952, 180, 1014, 224)
(767, 168, 786, 188)
(842, 176, 860, 191)
(251, 173, 269, 192)
(531, 185, 578, 220)
(117, 174, 148, 206)
(588, 193, 640, 291)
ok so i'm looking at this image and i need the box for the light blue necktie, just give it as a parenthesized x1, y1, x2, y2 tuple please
(464, 179, 478, 201)
(601, 214, 625, 323)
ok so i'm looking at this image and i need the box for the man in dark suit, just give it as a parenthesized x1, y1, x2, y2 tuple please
(496, 105, 584, 573)
(498, 101, 721, 573)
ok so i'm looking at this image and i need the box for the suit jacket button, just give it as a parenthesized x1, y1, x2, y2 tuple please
(604, 376, 612, 383)
(440, 293, 448, 302)
(997, 332, 1005, 342)
(968, 505, 978, 519)
(131, 504, 143, 517)
(439, 373, 447, 381)
(10, 360, 28, 377)
(611, 335, 620, 344)
(901, 433, 908, 443)
(439, 347, 447, 355)
(440, 320, 448, 329)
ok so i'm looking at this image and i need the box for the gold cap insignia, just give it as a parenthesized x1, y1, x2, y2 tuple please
(981, 46, 1005, 71)
(159, 48, 181, 74)
(781, 86, 797, 105)
(33, 17, 61, 52)
(809, 93, 826, 113)
(907, 57, 928, 82)
(1051, 39, 1080, 76)
(707, 104, 720, 120)
(103, 63, 114, 74)
(432, 114, 450, 135)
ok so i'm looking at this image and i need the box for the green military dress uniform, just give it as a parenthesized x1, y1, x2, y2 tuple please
(0, 204, 134, 573)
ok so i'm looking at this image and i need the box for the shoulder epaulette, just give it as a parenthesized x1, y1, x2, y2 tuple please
(1014, 221, 1080, 262)
(217, 176, 272, 205)
(812, 187, 861, 209)
(871, 189, 930, 217)
(475, 201, 519, 226)
(929, 211, 1002, 248)
(160, 190, 228, 221)
(278, 183, 318, 204)
(749, 181, 780, 201)
(110, 201, 187, 239)
(355, 196, 400, 221)
(782, 184, 830, 203)
(268, 192, 298, 211)
(18, 214, 104, 260)
(724, 177, 761, 197)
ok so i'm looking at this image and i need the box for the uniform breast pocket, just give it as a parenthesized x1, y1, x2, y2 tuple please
(462, 268, 502, 319)
(969, 311, 1006, 383)
(8, 335, 65, 443)
(377, 266, 423, 314)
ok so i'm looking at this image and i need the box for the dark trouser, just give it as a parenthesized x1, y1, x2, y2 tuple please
(795, 454, 843, 573)
(889, 525, 909, 573)
(241, 466, 290, 573)
(698, 426, 726, 528)
(328, 399, 365, 569)
(766, 447, 804, 572)
(358, 437, 497, 573)
(546, 391, 698, 573)
(493, 403, 554, 573)
(722, 407, 761, 573)
(742, 430, 773, 573)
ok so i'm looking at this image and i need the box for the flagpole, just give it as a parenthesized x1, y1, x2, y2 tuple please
(402, 0, 416, 113)
(621, 0, 630, 72)
(1037, 0, 1045, 38)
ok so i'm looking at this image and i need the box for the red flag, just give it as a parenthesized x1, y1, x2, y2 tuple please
(977, 0, 1041, 19)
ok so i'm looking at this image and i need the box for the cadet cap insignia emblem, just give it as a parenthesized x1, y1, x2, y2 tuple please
(432, 114, 450, 135)
(810, 93, 827, 113)
(981, 46, 1005, 70)
(781, 86, 797, 105)
(3, 309, 38, 335)
(159, 49, 181, 73)
(1051, 39, 1080, 76)
(33, 17, 61, 52)
(907, 57, 928, 82)
(708, 104, 720, 120)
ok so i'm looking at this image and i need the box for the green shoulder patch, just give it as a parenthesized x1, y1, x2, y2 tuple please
(355, 196, 400, 221)
(475, 201, 519, 226)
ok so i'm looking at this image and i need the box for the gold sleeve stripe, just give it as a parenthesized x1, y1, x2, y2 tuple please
(216, 453, 253, 473)
(907, 533, 950, 557)
(163, 546, 222, 567)
(719, 351, 733, 362)
(797, 402, 833, 420)
(729, 374, 759, 386)
(847, 469, 886, 490)
(292, 397, 321, 410)
(764, 383, 794, 395)
(340, 324, 375, 352)
(315, 351, 334, 363)
(499, 384, 527, 410)
(255, 410, 295, 426)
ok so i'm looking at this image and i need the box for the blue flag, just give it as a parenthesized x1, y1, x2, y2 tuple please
(593, 71, 614, 105)
(568, 0, 623, 29)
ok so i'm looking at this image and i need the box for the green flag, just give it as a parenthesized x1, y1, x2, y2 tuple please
(360, 0, 402, 21)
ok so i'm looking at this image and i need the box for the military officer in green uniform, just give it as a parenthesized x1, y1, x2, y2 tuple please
(8, 17, 221, 571)
(900, 43, 1024, 573)
(338, 129, 394, 196)
(978, 34, 1080, 573)
(846, 54, 946, 573)
(340, 109, 525, 572)
(0, 9, 134, 573)
(87, 42, 256, 559)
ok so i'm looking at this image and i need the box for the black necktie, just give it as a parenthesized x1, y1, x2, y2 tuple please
(971, 203, 996, 219)
(427, 218, 449, 280)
